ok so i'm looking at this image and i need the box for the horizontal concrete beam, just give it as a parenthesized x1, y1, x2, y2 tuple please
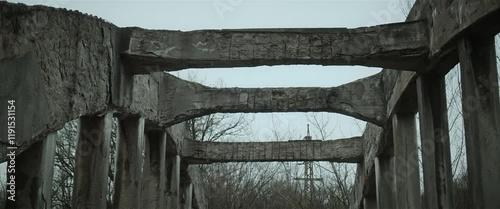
(0, 3, 115, 162)
(122, 21, 428, 74)
(160, 72, 386, 126)
(183, 137, 363, 163)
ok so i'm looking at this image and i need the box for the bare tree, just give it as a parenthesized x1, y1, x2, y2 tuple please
(51, 120, 77, 209)
(188, 113, 252, 142)
(307, 113, 356, 209)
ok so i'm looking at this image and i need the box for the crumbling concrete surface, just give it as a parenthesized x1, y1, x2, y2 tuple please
(122, 21, 428, 73)
(0, 3, 116, 159)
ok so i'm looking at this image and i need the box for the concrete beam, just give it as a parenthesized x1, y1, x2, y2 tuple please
(160, 72, 386, 126)
(142, 131, 168, 209)
(72, 113, 113, 209)
(183, 137, 363, 163)
(113, 117, 145, 209)
(121, 21, 428, 73)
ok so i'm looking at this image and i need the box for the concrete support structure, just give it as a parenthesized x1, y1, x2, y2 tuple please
(113, 117, 145, 209)
(349, 163, 366, 209)
(10, 134, 56, 209)
(458, 35, 500, 209)
(142, 131, 168, 209)
(2, 2, 500, 209)
(72, 113, 113, 209)
(393, 113, 421, 209)
(375, 156, 395, 209)
(363, 196, 377, 209)
(181, 183, 193, 209)
(167, 155, 181, 209)
(416, 75, 454, 209)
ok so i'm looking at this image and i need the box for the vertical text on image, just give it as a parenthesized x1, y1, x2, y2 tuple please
(6, 100, 16, 202)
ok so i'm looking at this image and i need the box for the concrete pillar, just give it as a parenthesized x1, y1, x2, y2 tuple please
(167, 155, 181, 209)
(416, 75, 454, 209)
(8, 133, 56, 209)
(393, 113, 421, 209)
(113, 117, 145, 209)
(72, 113, 113, 209)
(363, 196, 377, 209)
(375, 156, 395, 209)
(142, 131, 167, 209)
(458, 35, 500, 208)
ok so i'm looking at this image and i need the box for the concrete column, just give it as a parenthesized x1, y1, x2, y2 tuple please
(363, 196, 377, 209)
(9, 133, 56, 209)
(375, 156, 395, 209)
(167, 155, 181, 209)
(393, 113, 421, 209)
(72, 113, 113, 209)
(416, 75, 454, 209)
(458, 35, 500, 208)
(142, 131, 167, 209)
(113, 116, 145, 209)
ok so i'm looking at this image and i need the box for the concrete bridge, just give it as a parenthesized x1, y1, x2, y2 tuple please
(0, 0, 499, 209)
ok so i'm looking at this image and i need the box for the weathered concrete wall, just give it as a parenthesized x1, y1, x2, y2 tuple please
(166, 122, 190, 155)
(0, 3, 164, 162)
(0, 2, 116, 161)
(124, 72, 161, 121)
